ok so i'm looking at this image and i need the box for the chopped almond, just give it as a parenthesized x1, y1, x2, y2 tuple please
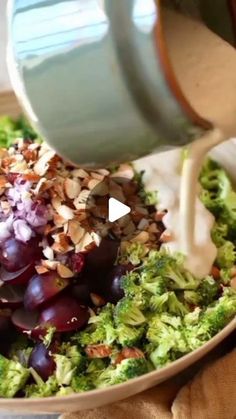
(64, 178, 81, 199)
(160, 230, 172, 243)
(90, 293, 106, 307)
(35, 265, 49, 274)
(132, 231, 149, 244)
(67, 220, 85, 245)
(57, 205, 74, 220)
(57, 264, 74, 278)
(34, 149, 56, 176)
(85, 345, 112, 359)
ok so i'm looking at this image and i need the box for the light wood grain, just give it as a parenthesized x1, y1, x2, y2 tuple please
(0, 91, 21, 118)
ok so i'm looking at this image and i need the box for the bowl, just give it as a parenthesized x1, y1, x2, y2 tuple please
(0, 91, 235, 414)
(0, 318, 234, 414)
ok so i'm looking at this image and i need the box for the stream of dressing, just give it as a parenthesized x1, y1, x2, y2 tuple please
(134, 129, 226, 279)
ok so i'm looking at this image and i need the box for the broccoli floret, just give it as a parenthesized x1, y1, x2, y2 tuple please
(141, 251, 199, 291)
(220, 268, 232, 285)
(95, 358, 149, 388)
(143, 191, 158, 206)
(197, 276, 220, 305)
(184, 308, 201, 325)
(59, 343, 85, 372)
(150, 292, 189, 316)
(76, 304, 117, 347)
(25, 376, 58, 398)
(211, 222, 228, 247)
(114, 358, 149, 384)
(184, 291, 236, 351)
(121, 272, 149, 310)
(9, 336, 33, 367)
(141, 277, 167, 296)
(120, 242, 149, 266)
(216, 241, 236, 268)
(0, 115, 39, 148)
(0, 354, 30, 398)
(184, 277, 220, 307)
(86, 359, 107, 378)
(200, 159, 236, 234)
(146, 313, 188, 368)
(71, 374, 94, 392)
(114, 298, 146, 326)
(54, 355, 76, 386)
(43, 327, 56, 348)
(116, 324, 145, 347)
(56, 386, 75, 396)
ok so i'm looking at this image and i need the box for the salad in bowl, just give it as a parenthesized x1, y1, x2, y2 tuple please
(0, 116, 235, 401)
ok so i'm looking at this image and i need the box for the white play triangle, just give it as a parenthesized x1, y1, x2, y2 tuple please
(108, 197, 131, 222)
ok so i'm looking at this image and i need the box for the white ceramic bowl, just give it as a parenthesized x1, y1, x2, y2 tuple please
(0, 93, 235, 414)
(0, 318, 234, 414)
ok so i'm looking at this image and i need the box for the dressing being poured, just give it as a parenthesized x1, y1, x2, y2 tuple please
(135, 10, 236, 278)
(134, 129, 226, 278)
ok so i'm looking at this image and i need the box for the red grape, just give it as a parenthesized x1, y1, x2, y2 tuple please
(72, 280, 91, 305)
(0, 308, 12, 331)
(0, 263, 35, 285)
(0, 284, 24, 308)
(85, 238, 119, 273)
(102, 264, 133, 304)
(24, 272, 69, 311)
(11, 307, 39, 335)
(28, 343, 56, 381)
(0, 238, 41, 272)
(39, 295, 89, 332)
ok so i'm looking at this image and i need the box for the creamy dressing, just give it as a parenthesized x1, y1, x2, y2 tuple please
(134, 9, 236, 278)
(134, 129, 226, 279)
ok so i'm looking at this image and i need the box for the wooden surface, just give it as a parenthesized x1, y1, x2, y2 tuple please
(0, 91, 21, 118)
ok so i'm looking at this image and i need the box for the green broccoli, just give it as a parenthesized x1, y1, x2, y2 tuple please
(121, 272, 149, 310)
(116, 323, 145, 347)
(220, 268, 232, 285)
(185, 291, 236, 350)
(216, 241, 236, 268)
(211, 222, 228, 247)
(141, 277, 167, 296)
(86, 359, 107, 378)
(76, 304, 117, 347)
(114, 358, 149, 384)
(54, 355, 76, 386)
(95, 358, 149, 388)
(150, 292, 189, 316)
(197, 276, 220, 305)
(0, 354, 30, 398)
(0, 115, 39, 149)
(56, 386, 75, 396)
(114, 298, 146, 326)
(59, 343, 85, 372)
(200, 159, 236, 234)
(141, 251, 199, 291)
(71, 375, 94, 392)
(25, 376, 58, 398)
(120, 242, 149, 266)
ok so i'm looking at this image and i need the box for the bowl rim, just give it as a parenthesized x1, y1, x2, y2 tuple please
(0, 316, 235, 406)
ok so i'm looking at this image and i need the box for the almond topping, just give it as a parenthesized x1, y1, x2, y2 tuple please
(131, 231, 149, 244)
(35, 265, 49, 274)
(57, 205, 74, 220)
(57, 264, 74, 278)
(85, 345, 112, 359)
(34, 149, 56, 176)
(42, 246, 54, 260)
(64, 178, 81, 199)
(67, 220, 85, 245)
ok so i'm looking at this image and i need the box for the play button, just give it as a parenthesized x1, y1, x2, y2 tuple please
(108, 198, 131, 222)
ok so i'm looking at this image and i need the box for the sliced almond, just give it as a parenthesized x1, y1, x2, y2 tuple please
(75, 232, 94, 253)
(53, 213, 67, 227)
(137, 218, 149, 231)
(42, 259, 58, 270)
(88, 178, 102, 191)
(64, 178, 81, 199)
(74, 190, 90, 210)
(35, 265, 49, 274)
(131, 231, 149, 244)
(97, 168, 110, 176)
(123, 221, 136, 236)
(34, 149, 56, 176)
(67, 220, 85, 245)
(42, 246, 54, 260)
(52, 196, 62, 211)
(72, 168, 88, 178)
(91, 172, 105, 181)
(57, 205, 74, 220)
(148, 223, 159, 233)
(57, 263, 74, 278)
(110, 163, 134, 180)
